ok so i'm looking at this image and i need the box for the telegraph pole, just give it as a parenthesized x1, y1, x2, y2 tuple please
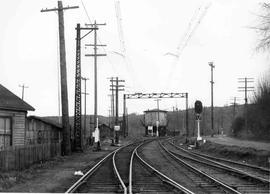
(108, 77, 115, 123)
(230, 97, 240, 119)
(209, 62, 215, 137)
(154, 99, 161, 121)
(85, 21, 106, 129)
(41, 1, 78, 155)
(19, 84, 28, 100)
(238, 77, 254, 133)
(123, 94, 127, 137)
(154, 99, 161, 136)
(81, 77, 89, 146)
(185, 93, 189, 140)
(110, 77, 125, 144)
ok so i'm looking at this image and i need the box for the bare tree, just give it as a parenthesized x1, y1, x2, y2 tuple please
(255, 3, 270, 50)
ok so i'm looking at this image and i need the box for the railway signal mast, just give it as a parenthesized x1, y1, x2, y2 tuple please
(209, 62, 215, 137)
(195, 100, 203, 141)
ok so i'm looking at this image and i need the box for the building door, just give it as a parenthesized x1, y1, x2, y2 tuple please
(0, 117, 12, 150)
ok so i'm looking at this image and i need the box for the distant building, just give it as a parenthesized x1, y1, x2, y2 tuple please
(144, 109, 168, 136)
(0, 84, 35, 150)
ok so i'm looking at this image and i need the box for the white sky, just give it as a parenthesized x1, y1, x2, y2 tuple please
(0, 0, 269, 117)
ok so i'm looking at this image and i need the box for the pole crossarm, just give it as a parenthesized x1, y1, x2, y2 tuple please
(41, 6, 79, 12)
(124, 92, 187, 99)
(85, 54, 107, 57)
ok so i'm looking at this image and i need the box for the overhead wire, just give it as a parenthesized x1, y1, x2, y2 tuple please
(80, 0, 117, 74)
(114, 0, 141, 90)
(165, 2, 211, 90)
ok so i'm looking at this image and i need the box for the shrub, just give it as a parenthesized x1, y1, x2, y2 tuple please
(231, 116, 245, 137)
(248, 77, 270, 140)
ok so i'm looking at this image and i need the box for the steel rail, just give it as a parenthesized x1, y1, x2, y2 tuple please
(168, 141, 270, 185)
(113, 145, 128, 194)
(65, 146, 122, 193)
(134, 141, 195, 194)
(169, 141, 270, 173)
(159, 141, 242, 194)
(128, 142, 138, 194)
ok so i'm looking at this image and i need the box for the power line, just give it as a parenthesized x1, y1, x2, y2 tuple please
(80, 0, 117, 74)
(114, 0, 140, 90)
(165, 2, 211, 90)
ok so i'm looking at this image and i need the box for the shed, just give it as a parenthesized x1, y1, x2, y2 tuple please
(26, 116, 62, 145)
(0, 84, 35, 150)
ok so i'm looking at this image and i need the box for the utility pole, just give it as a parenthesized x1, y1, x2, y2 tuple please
(107, 94, 113, 128)
(238, 77, 254, 133)
(126, 108, 129, 136)
(209, 62, 215, 137)
(19, 84, 28, 100)
(230, 97, 240, 119)
(108, 77, 115, 124)
(81, 77, 89, 147)
(185, 93, 189, 140)
(85, 21, 106, 130)
(110, 77, 125, 144)
(154, 99, 161, 136)
(41, 1, 78, 155)
(123, 94, 127, 137)
(154, 98, 161, 120)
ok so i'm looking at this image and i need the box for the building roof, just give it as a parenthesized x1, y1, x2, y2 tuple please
(0, 84, 35, 111)
(28, 116, 62, 129)
(144, 109, 168, 113)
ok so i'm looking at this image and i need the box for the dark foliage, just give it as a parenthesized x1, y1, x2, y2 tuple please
(247, 78, 270, 139)
(231, 116, 245, 137)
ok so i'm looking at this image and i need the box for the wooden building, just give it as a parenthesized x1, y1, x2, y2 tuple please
(26, 116, 62, 145)
(0, 84, 35, 150)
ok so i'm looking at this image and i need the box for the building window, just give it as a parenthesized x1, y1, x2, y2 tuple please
(0, 117, 12, 150)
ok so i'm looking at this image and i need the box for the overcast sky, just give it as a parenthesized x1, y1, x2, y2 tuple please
(0, 0, 269, 117)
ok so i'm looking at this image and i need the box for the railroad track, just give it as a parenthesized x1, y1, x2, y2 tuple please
(161, 139, 270, 194)
(66, 139, 194, 193)
(169, 140, 270, 181)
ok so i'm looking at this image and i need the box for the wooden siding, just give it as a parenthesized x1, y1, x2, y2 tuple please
(0, 110, 26, 147)
(13, 113, 26, 146)
(0, 143, 61, 171)
(26, 118, 61, 145)
(145, 111, 167, 126)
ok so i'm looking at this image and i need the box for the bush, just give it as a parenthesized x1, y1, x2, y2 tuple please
(231, 116, 245, 137)
(248, 77, 270, 140)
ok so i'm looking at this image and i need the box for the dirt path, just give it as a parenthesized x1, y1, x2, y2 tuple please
(0, 140, 131, 193)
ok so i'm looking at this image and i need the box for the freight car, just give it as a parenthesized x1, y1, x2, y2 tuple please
(144, 109, 168, 136)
